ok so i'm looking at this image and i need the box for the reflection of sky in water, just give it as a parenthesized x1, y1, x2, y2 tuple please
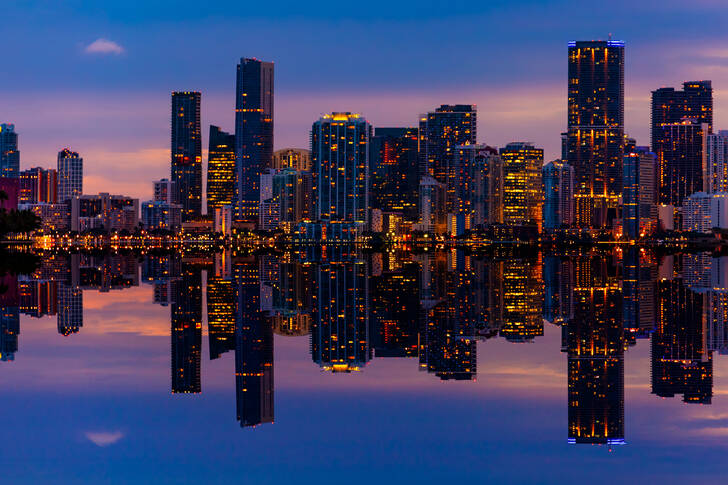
(2, 254, 728, 483)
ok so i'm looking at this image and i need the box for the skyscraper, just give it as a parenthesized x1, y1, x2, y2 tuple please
(370, 127, 419, 220)
(651, 81, 713, 151)
(57, 148, 83, 202)
(418, 105, 477, 211)
(19, 167, 58, 204)
(272, 148, 311, 172)
(654, 119, 708, 206)
(707, 130, 728, 193)
(235, 58, 274, 224)
(542, 160, 575, 231)
(171, 91, 202, 221)
(452, 144, 502, 228)
(0, 124, 19, 178)
(171, 264, 202, 394)
(311, 113, 371, 226)
(499, 142, 544, 230)
(567, 40, 625, 228)
(623, 148, 658, 239)
(206, 125, 236, 214)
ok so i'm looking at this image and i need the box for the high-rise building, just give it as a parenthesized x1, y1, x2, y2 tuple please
(171, 264, 202, 394)
(0, 124, 20, 178)
(370, 127, 419, 220)
(654, 119, 708, 206)
(206, 126, 236, 214)
(235, 58, 274, 223)
(623, 149, 658, 239)
(542, 160, 575, 231)
(57, 282, 83, 336)
(651, 81, 713, 151)
(153, 179, 175, 204)
(311, 112, 371, 225)
(57, 148, 83, 203)
(19, 167, 57, 204)
(207, 274, 236, 360)
(272, 168, 312, 229)
(418, 105, 477, 210)
(171, 91, 202, 221)
(566, 40, 625, 228)
(272, 148, 311, 172)
(707, 130, 728, 193)
(452, 144, 502, 228)
(499, 142, 544, 230)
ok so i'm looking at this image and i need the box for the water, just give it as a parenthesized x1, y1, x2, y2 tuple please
(0, 247, 724, 483)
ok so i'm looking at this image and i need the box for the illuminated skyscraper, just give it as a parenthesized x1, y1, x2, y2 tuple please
(171, 91, 202, 221)
(370, 127, 419, 220)
(19, 167, 57, 204)
(452, 144, 502, 228)
(418, 105, 477, 210)
(499, 142, 544, 230)
(542, 160, 574, 231)
(207, 274, 236, 360)
(567, 40, 625, 228)
(206, 125, 236, 214)
(235, 58, 274, 223)
(654, 119, 708, 206)
(171, 264, 202, 394)
(497, 256, 544, 342)
(622, 148, 658, 239)
(0, 124, 19, 178)
(272, 148, 311, 172)
(57, 148, 82, 203)
(651, 81, 712, 151)
(707, 130, 728, 193)
(311, 113, 371, 226)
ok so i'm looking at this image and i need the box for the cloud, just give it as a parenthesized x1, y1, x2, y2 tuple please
(85, 431, 125, 447)
(84, 38, 125, 55)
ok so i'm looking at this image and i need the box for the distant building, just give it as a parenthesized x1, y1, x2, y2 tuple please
(623, 149, 658, 239)
(707, 130, 728, 193)
(652, 81, 713, 150)
(141, 200, 182, 232)
(0, 124, 19, 178)
(542, 160, 574, 231)
(57, 148, 82, 202)
(153, 178, 175, 204)
(70, 193, 139, 232)
(272, 168, 312, 230)
(171, 91, 202, 221)
(207, 126, 236, 214)
(370, 127, 419, 220)
(656, 119, 708, 206)
(19, 167, 57, 204)
(416, 176, 447, 234)
(19, 203, 69, 232)
(681, 191, 728, 233)
(499, 142, 544, 230)
(452, 144, 502, 229)
(566, 40, 624, 228)
(272, 148, 311, 172)
(235, 58, 274, 223)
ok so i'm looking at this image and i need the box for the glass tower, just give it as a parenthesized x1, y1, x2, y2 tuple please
(0, 124, 19, 178)
(206, 125, 236, 214)
(171, 91, 202, 221)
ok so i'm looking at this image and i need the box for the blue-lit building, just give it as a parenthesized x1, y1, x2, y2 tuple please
(171, 92, 202, 221)
(235, 58, 274, 224)
(622, 148, 657, 240)
(542, 160, 574, 231)
(0, 124, 19, 178)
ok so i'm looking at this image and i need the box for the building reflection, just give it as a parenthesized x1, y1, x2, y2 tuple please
(5, 248, 728, 439)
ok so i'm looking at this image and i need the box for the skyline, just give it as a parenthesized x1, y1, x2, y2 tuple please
(2, 2, 728, 201)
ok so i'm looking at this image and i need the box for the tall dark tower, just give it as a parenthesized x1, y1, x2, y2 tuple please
(566, 40, 625, 228)
(171, 263, 202, 394)
(651, 81, 713, 150)
(171, 92, 202, 221)
(235, 58, 274, 224)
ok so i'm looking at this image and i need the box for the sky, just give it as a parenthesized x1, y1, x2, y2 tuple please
(3, 0, 728, 201)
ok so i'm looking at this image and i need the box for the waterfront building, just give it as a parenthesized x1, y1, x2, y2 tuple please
(19, 167, 57, 204)
(141, 200, 182, 232)
(153, 179, 175, 204)
(707, 130, 728, 193)
(207, 126, 236, 214)
(370, 127, 419, 220)
(623, 149, 658, 239)
(171, 91, 202, 221)
(542, 160, 574, 231)
(57, 148, 82, 202)
(499, 142, 544, 230)
(655, 119, 708, 206)
(652, 81, 713, 151)
(70, 193, 139, 232)
(0, 124, 19, 178)
(272, 148, 311, 172)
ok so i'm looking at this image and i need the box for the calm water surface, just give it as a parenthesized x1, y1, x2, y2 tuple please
(0, 248, 723, 483)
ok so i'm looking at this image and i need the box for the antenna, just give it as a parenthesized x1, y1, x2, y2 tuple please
(608, 32, 613, 40)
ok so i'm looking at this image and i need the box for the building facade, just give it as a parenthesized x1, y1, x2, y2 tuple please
(57, 148, 82, 203)
(0, 124, 19, 178)
(499, 142, 544, 230)
(542, 160, 575, 231)
(370, 127, 419, 221)
(623, 149, 658, 239)
(207, 125, 236, 214)
(272, 148, 311, 172)
(651, 81, 713, 151)
(707, 130, 728, 193)
(655, 119, 708, 206)
(20, 168, 57, 204)
(171, 91, 202, 221)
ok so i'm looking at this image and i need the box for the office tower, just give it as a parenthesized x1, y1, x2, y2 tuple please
(0, 124, 19, 178)
(418, 105, 477, 210)
(566, 256, 625, 444)
(566, 40, 625, 227)
(171, 91, 202, 221)
(623, 149, 658, 239)
(153, 178, 175, 204)
(452, 144, 502, 228)
(235, 58, 274, 223)
(272, 168, 312, 228)
(234, 258, 274, 427)
(653, 275, 712, 404)
(370, 127, 419, 220)
(542, 160, 575, 231)
(207, 126, 236, 214)
(652, 81, 713, 150)
(70, 193, 139, 232)
(57, 282, 83, 336)
(654, 119, 708, 206)
(499, 142, 544, 229)
(57, 148, 83, 202)
(707, 130, 728, 193)
(171, 264, 202, 393)
(417, 177, 447, 233)
(19, 168, 58, 204)
(311, 262, 370, 372)
(311, 113, 371, 225)
(272, 148, 311, 172)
